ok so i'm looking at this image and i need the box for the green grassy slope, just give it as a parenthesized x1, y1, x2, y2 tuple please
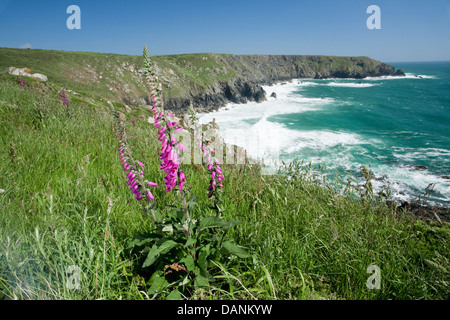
(0, 48, 397, 114)
(0, 48, 240, 108)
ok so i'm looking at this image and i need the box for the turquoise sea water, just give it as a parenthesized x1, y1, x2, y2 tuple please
(199, 62, 450, 206)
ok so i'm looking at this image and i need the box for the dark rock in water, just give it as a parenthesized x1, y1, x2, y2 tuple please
(374, 175, 387, 182)
(314, 73, 323, 80)
(394, 69, 406, 77)
(391, 200, 450, 223)
(398, 201, 410, 210)
(270, 92, 277, 99)
(442, 175, 450, 180)
(412, 165, 428, 170)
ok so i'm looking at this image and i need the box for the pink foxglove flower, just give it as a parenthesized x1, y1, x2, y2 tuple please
(145, 49, 187, 194)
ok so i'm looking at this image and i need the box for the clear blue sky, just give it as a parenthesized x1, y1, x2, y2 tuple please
(1, 0, 449, 62)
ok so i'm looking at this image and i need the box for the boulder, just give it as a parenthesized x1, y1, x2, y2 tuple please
(270, 92, 277, 99)
(412, 165, 428, 170)
(394, 69, 406, 77)
(30, 73, 48, 81)
(6, 67, 48, 81)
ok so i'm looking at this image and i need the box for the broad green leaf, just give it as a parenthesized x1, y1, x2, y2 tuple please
(158, 239, 179, 254)
(147, 272, 168, 296)
(197, 244, 210, 272)
(180, 255, 195, 271)
(166, 289, 182, 300)
(142, 244, 160, 268)
(198, 216, 230, 232)
(194, 275, 209, 289)
(161, 224, 173, 234)
(184, 237, 196, 247)
(142, 240, 180, 268)
(222, 241, 249, 258)
(127, 233, 159, 249)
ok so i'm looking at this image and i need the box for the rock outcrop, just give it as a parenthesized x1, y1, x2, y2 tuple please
(7, 67, 48, 81)
(163, 78, 267, 114)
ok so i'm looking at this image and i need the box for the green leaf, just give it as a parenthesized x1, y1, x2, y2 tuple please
(166, 289, 182, 300)
(161, 224, 174, 234)
(222, 241, 249, 258)
(147, 271, 168, 296)
(158, 239, 179, 254)
(184, 237, 196, 247)
(179, 275, 190, 286)
(180, 255, 195, 271)
(198, 216, 230, 232)
(198, 244, 211, 273)
(142, 244, 160, 268)
(194, 275, 209, 289)
(142, 240, 180, 268)
(127, 233, 159, 250)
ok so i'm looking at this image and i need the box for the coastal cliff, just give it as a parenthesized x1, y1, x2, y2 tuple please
(0, 48, 404, 115)
(156, 54, 404, 114)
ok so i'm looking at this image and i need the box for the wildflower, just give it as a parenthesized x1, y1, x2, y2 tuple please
(111, 103, 157, 208)
(199, 138, 224, 199)
(61, 88, 69, 112)
(19, 77, 25, 87)
(144, 46, 186, 194)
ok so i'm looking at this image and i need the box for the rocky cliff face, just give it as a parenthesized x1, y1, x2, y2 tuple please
(164, 77, 267, 114)
(159, 54, 403, 114)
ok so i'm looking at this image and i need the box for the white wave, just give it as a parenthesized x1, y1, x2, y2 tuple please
(393, 147, 450, 163)
(324, 82, 379, 88)
(199, 81, 333, 126)
(365, 73, 437, 80)
(371, 165, 450, 204)
(283, 130, 364, 153)
(295, 81, 379, 88)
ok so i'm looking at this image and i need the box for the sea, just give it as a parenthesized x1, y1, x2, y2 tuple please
(198, 62, 450, 206)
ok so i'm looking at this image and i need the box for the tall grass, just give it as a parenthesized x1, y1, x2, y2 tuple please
(0, 71, 448, 300)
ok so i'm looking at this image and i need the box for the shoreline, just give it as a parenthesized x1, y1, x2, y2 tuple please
(195, 78, 450, 217)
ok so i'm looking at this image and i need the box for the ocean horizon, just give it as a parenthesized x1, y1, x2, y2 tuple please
(199, 61, 450, 207)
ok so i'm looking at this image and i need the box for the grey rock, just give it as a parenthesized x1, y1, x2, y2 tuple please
(7, 67, 48, 81)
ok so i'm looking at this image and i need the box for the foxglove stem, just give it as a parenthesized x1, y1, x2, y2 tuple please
(143, 45, 186, 195)
(196, 133, 225, 200)
(110, 102, 158, 224)
(60, 88, 69, 112)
